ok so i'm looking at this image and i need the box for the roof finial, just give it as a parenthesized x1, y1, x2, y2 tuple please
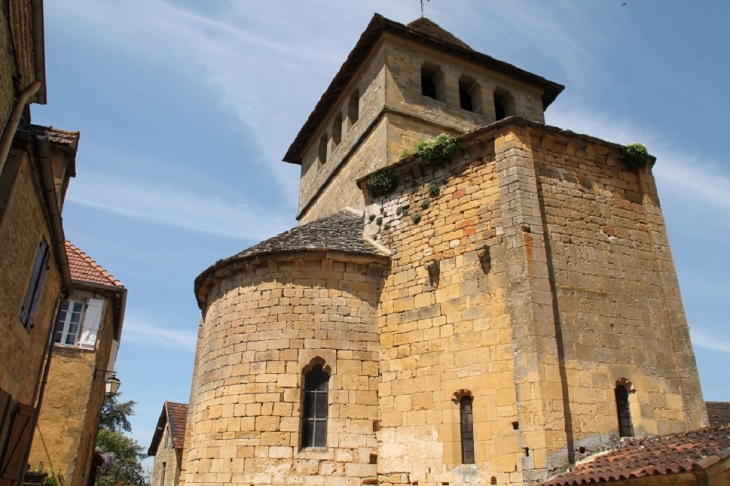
(420, 0, 429, 17)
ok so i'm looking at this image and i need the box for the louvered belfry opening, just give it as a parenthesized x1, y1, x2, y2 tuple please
(615, 384, 634, 437)
(301, 364, 329, 448)
(460, 396, 475, 464)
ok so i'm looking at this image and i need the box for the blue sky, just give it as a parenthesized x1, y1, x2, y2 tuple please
(33, 1, 729, 451)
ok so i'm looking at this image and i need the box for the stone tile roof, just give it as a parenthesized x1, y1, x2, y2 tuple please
(148, 401, 188, 455)
(283, 14, 564, 164)
(406, 17, 472, 50)
(65, 241, 123, 288)
(194, 210, 388, 308)
(541, 427, 730, 486)
(233, 210, 382, 260)
(707, 402, 730, 427)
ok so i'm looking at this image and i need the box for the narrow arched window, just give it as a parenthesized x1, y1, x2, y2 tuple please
(302, 364, 329, 448)
(318, 134, 328, 166)
(348, 91, 359, 127)
(615, 384, 633, 437)
(460, 396, 475, 464)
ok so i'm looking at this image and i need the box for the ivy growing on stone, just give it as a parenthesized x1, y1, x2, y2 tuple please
(622, 143, 649, 170)
(400, 133, 460, 167)
(367, 168, 398, 197)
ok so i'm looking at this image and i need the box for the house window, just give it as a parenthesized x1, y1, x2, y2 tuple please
(20, 238, 50, 331)
(318, 134, 328, 166)
(301, 364, 329, 448)
(460, 396, 475, 464)
(615, 384, 634, 437)
(348, 91, 359, 128)
(493, 89, 515, 121)
(55, 300, 85, 346)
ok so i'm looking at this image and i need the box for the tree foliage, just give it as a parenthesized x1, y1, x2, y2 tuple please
(95, 395, 148, 486)
(100, 393, 136, 433)
(95, 429, 148, 486)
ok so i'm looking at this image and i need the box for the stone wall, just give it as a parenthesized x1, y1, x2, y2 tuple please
(28, 287, 118, 486)
(0, 148, 62, 407)
(151, 425, 184, 486)
(185, 251, 387, 486)
(365, 118, 706, 485)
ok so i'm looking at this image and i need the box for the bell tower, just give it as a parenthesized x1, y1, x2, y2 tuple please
(283, 15, 563, 225)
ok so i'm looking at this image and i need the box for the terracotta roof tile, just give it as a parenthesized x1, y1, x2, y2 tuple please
(541, 427, 730, 486)
(65, 241, 123, 288)
(148, 401, 188, 455)
(166, 402, 188, 449)
(707, 402, 730, 427)
(29, 124, 80, 148)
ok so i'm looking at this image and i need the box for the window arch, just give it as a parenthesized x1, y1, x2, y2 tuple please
(615, 381, 634, 437)
(460, 395, 475, 464)
(301, 364, 329, 448)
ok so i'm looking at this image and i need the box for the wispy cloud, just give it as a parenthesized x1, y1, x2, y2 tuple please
(547, 107, 730, 230)
(122, 319, 197, 353)
(67, 171, 291, 240)
(690, 329, 730, 354)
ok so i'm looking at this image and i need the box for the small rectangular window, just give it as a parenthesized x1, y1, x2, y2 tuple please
(459, 82, 473, 112)
(21, 238, 50, 331)
(301, 364, 329, 448)
(55, 300, 85, 346)
(421, 70, 437, 100)
(460, 396, 475, 464)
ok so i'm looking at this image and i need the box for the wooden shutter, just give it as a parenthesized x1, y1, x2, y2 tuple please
(20, 239, 49, 329)
(0, 389, 11, 458)
(0, 403, 35, 486)
(78, 299, 104, 350)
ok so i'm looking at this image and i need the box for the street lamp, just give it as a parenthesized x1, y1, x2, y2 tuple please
(95, 368, 122, 396)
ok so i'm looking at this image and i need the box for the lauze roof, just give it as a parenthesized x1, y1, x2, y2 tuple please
(706, 402, 730, 427)
(542, 426, 730, 486)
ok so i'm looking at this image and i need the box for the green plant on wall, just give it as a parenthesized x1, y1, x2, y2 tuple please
(399, 133, 460, 167)
(412, 213, 422, 224)
(367, 168, 398, 197)
(622, 142, 649, 170)
(429, 182, 440, 198)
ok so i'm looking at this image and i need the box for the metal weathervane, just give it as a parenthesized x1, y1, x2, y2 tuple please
(420, 0, 430, 17)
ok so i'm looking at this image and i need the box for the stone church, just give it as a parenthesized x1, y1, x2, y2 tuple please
(185, 14, 707, 486)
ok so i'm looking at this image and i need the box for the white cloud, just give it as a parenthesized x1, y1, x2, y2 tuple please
(67, 171, 291, 240)
(547, 107, 730, 230)
(690, 329, 730, 354)
(122, 319, 197, 353)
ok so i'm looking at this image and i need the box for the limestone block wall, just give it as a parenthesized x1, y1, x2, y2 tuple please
(29, 287, 118, 486)
(186, 252, 387, 486)
(298, 44, 388, 221)
(529, 127, 707, 442)
(382, 36, 546, 129)
(0, 149, 62, 406)
(151, 426, 183, 486)
(364, 118, 706, 485)
(365, 138, 526, 486)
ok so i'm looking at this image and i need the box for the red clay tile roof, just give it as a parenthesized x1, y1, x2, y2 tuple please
(707, 402, 730, 427)
(65, 241, 123, 288)
(29, 124, 80, 149)
(541, 427, 730, 486)
(148, 401, 188, 455)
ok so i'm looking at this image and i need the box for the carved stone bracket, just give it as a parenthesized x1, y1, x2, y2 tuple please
(615, 377, 636, 393)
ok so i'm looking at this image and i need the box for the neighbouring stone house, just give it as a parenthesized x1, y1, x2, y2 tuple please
(28, 241, 126, 486)
(186, 15, 708, 486)
(149, 402, 189, 486)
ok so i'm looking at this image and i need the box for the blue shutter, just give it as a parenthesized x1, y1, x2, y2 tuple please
(20, 238, 50, 330)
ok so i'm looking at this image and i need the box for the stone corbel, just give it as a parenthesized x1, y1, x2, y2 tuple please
(425, 259, 440, 288)
(477, 246, 491, 274)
